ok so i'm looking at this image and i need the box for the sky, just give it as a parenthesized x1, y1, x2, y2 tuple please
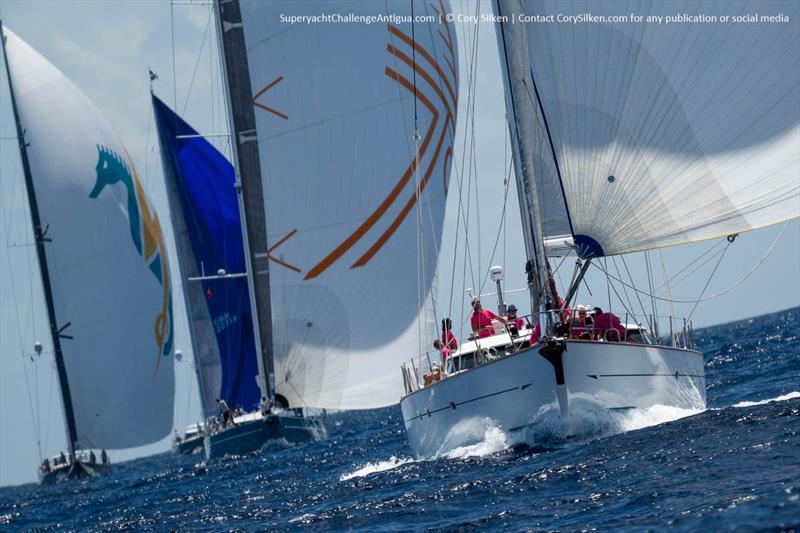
(1, 0, 798, 486)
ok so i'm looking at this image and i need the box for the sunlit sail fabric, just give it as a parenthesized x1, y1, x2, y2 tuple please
(153, 95, 260, 414)
(3, 28, 175, 448)
(235, 0, 458, 408)
(496, 0, 800, 258)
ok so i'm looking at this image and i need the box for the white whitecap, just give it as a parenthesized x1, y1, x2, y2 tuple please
(339, 456, 414, 481)
(443, 426, 510, 459)
(731, 391, 800, 408)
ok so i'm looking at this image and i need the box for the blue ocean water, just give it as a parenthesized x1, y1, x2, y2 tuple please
(1, 307, 798, 532)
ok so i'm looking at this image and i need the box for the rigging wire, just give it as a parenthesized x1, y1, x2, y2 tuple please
(654, 239, 726, 293)
(622, 254, 653, 330)
(592, 222, 789, 304)
(476, 155, 513, 295)
(0, 104, 46, 458)
(659, 245, 728, 296)
(410, 0, 429, 369)
(449, 0, 482, 338)
(658, 249, 676, 320)
(181, 5, 214, 115)
(170, 0, 178, 108)
(611, 256, 644, 327)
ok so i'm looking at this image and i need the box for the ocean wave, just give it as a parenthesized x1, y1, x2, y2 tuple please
(339, 456, 414, 481)
(731, 391, 800, 408)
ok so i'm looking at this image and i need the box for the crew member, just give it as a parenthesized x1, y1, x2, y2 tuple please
(217, 398, 234, 427)
(433, 339, 450, 364)
(504, 304, 525, 335)
(592, 307, 626, 341)
(441, 318, 458, 351)
(471, 298, 507, 339)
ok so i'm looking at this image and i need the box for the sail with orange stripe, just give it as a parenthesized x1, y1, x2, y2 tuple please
(222, 0, 458, 409)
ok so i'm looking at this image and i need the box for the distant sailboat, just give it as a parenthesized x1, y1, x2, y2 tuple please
(400, 0, 800, 457)
(1, 24, 176, 481)
(214, 0, 457, 413)
(153, 93, 322, 458)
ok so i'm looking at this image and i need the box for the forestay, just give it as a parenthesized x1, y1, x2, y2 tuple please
(236, 0, 458, 408)
(153, 95, 260, 414)
(3, 29, 175, 448)
(496, 0, 800, 258)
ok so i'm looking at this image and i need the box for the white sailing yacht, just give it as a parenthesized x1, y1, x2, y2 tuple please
(400, 0, 800, 457)
(211, 0, 458, 421)
(1, 25, 176, 481)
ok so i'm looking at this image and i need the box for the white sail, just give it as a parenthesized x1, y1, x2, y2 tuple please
(3, 28, 175, 448)
(235, 0, 458, 409)
(496, 0, 800, 258)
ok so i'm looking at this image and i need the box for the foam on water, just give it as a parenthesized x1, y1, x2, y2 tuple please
(443, 426, 510, 459)
(731, 391, 800, 408)
(615, 404, 705, 432)
(339, 456, 413, 481)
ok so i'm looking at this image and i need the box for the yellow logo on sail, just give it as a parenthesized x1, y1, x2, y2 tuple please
(89, 145, 174, 370)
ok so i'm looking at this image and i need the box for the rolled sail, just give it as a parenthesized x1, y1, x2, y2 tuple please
(227, 0, 458, 409)
(3, 28, 175, 448)
(496, 0, 800, 258)
(153, 94, 261, 414)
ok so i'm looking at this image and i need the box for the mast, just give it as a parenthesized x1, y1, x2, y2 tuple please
(493, 2, 554, 336)
(1, 22, 78, 455)
(213, 0, 275, 405)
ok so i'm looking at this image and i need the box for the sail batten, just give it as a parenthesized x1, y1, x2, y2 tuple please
(496, 0, 800, 258)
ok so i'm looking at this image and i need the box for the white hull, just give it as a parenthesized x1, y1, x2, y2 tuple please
(400, 340, 705, 457)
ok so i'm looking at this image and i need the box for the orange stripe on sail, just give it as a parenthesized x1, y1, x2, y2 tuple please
(437, 29, 454, 55)
(351, 113, 452, 269)
(267, 229, 301, 273)
(388, 25, 457, 113)
(387, 43, 453, 123)
(303, 68, 439, 280)
(253, 76, 289, 120)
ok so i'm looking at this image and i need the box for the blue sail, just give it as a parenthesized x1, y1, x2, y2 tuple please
(153, 94, 260, 411)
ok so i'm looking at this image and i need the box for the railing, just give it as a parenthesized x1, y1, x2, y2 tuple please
(561, 310, 695, 350)
(399, 312, 696, 395)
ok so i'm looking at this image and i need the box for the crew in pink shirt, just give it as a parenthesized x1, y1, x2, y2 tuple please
(592, 307, 626, 341)
(470, 299, 507, 339)
(433, 339, 450, 364)
(504, 304, 526, 333)
(441, 318, 458, 351)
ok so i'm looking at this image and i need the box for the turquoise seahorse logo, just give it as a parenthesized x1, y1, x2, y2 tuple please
(90, 145, 174, 370)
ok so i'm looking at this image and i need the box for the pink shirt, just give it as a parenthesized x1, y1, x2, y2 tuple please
(439, 346, 451, 363)
(505, 316, 525, 331)
(442, 330, 458, 351)
(594, 312, 626, 341)
(471, 309, 498, 338)
(531, 323, 541, 344)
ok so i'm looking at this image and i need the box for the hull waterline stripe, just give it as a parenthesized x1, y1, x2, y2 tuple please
(403, 385, 528, 423)
(586, 373, 705, 379)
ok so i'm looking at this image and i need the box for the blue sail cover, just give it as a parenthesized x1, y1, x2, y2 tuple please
(153, 94, 260, 411)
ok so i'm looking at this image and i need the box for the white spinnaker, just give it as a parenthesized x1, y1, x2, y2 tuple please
(497, 0, 800, 257)
(239, 0, 458, 409)
(4, 29, 175, 448)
